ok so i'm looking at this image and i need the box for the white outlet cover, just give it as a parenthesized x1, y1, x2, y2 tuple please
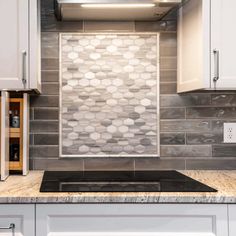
(224, 123, 236, 143)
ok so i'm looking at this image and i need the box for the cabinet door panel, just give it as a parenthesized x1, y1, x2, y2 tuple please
(0, 204, 35, 236)
(29, 0, 41, 92)
(211, 0, 236, 89)
(0, 0, 28, 90)
(0, 91, 9, 181)
(177, 0, 211, 93)
(36, 204, 228, 236)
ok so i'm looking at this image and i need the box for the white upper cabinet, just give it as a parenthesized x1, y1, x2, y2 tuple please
(0, 0, 28, 90)
(178, 0, 236, 92)
(211, 0, 236, 89)
(0, 0, 41, 93)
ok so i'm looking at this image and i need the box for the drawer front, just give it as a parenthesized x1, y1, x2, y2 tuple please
(0, 204, 35, 236)
(36, 204, 228, 236)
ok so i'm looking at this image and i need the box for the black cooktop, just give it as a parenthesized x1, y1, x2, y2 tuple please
(40, 171, 217, 192)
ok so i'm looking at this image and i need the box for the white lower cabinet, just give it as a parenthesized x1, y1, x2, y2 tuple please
(228, 205, 236, 236)
(0, 204, 35, 236)
(36, 204, 228, 236)
(0, 203, 231, 236)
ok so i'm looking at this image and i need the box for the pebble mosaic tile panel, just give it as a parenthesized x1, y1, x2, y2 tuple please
(60, 33, 159, 157)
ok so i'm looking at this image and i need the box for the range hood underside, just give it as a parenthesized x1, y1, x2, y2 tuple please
(55, 0, 182, 21)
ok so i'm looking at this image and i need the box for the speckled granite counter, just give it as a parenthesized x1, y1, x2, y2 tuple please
(0, 171, 236, 203)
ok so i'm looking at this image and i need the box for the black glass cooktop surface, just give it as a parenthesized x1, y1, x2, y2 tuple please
(40, 171, 217, 192)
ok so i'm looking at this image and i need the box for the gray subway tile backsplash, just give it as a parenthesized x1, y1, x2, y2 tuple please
(84, 158, 135, 171)
(30, 146, 59, 158)
(41, 16, 84, 32)
(160, 57, 177, 70)
(30, 121, 59, 133)
(212, 145, 236, 157)
(211, 94, 236, 106)
(186, 159, 236, 170)
(160, 82, 177, 95)
(160, 108, 185, 119)
(160, 120, 211, 132)
(135, 21, 177, 32)
(41, 58, 59, 70)
(186, 133, 223, 145)
(84, 21, 135, 32)
(160, 32, 177, 46)
(29, 0, 236, 170)
(135, 158, 185, 170)
(34, 108, 59, 120)
(33, 158, 84, 171)
(160, 33, 177, 57)
(160, 94, 211, 107)
(160, 70, 177, 82)
(41, 32, 59, 58)
(29, 134, 34, 145)
(160, 133, 185, 145)
(41, 83, 59, 95)
(34, 134, 59, 145)
(186, 107, 236, 119)
(160, 145, 212, 158)
(30, 96, 59, 107)
(41, 71, 59, 83)
(160, 46, 177, 57)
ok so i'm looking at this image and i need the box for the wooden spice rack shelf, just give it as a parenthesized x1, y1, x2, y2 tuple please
(0, 92, 29, 180)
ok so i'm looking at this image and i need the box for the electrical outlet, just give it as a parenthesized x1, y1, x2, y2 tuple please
(224, 123, 236, 143)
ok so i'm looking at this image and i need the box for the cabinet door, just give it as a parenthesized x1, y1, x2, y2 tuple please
(0, 0, 29, 90)
(36, 204, 228, 236)
(0, 204, 35, 236)
(29, 0, 41, 93)
(0, 92, 9, 181)
(229, 205, 236, 236)
(211, 0, 236, 89)
(177, 0, 211, 93)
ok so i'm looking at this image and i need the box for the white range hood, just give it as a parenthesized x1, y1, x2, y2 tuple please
(55, 0, 182, 21)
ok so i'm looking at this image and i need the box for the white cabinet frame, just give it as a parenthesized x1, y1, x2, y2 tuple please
(23, 93, 30, 175)
(0, 91, 9, 181)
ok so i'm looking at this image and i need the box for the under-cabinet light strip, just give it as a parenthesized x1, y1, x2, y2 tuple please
(80, 4, 155, 8)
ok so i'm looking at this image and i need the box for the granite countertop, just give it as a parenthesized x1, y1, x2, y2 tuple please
(0, 171, 236, 203)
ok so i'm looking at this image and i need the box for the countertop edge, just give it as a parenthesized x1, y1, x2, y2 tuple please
(0, 196, 236, 204)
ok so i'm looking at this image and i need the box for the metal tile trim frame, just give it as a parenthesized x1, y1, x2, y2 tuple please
(59, 32, 160, 158)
